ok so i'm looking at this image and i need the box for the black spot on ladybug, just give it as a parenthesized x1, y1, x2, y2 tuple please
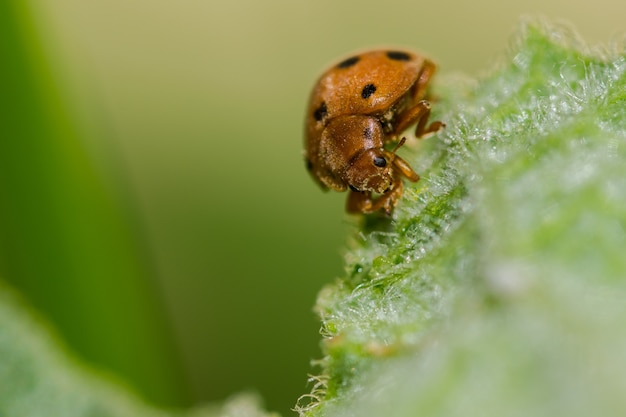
(363, 126, 373, 140)
(361, 84, 376, 99)
(337, 56, 360, 69)
(386, 51, 411, 61)
(373, 156, 387, 168)
(313, 102, 327, 121)
(306, 159, 313, 171)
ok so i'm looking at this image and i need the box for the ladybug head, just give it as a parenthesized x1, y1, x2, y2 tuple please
(344, 137, 416, 194)
(344, 148, 394, 194)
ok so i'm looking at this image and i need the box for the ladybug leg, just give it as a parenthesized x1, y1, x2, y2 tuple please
(412, 59, 437, 102)
(347, 190, 374, 214)
(346, 179, 405, 215)
(372, 179, 404, 215)
(392, 100, 445, 139)
(391, 59, 444, 140)
(393, 154, 420, 182)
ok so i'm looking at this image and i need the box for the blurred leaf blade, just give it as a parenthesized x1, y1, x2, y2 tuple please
(0, 0, 186, 405)
(0, 282, 276, 417)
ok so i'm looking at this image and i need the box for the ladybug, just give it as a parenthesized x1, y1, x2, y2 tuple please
(304, 49, 444, 214)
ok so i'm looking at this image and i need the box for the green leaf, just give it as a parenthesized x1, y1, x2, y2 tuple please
(298, 19, 626, 417)
(0, 282, 278, 417)
(0, 0, 184, 405)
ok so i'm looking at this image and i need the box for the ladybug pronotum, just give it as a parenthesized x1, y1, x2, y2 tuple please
(304, 49, 444, 214)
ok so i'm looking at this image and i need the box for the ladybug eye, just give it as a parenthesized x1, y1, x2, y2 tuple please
(373, 156, 387, 168)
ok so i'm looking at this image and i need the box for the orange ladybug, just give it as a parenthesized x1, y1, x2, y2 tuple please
(304, 49, 444, 214)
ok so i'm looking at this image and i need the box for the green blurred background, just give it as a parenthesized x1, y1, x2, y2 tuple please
(1, 0, 623, 415)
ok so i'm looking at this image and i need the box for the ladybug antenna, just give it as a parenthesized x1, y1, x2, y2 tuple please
(391, 137, 407, 157)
